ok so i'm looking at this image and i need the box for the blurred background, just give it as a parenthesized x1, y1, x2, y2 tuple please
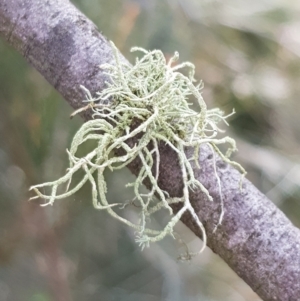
(1, 0, 300, 300)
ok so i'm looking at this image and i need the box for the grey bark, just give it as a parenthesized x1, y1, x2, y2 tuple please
(0, 1, 300, 300)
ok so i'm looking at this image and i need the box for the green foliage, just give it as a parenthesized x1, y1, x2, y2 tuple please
(30, 42, 245, 258)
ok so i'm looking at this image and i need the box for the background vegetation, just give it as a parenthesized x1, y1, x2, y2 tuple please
(0, 0, 300, 300)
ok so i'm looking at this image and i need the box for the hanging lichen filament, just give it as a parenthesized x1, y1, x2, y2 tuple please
(30, 42, 245, 258)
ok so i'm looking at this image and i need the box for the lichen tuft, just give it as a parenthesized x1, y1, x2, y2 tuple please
(30, 42, 246, 259)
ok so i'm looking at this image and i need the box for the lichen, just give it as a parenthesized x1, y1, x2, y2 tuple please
(30, 42, 246, 259)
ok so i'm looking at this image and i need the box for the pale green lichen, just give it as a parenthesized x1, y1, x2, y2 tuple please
(30, 42, 246, 258)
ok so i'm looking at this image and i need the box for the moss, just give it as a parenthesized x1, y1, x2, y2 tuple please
(30, 42, 245, 259)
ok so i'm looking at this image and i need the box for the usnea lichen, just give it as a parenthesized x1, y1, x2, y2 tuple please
(30, 42, 246, 258)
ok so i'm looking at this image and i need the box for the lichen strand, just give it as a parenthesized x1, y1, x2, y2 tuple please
(30, 42, 246, 258)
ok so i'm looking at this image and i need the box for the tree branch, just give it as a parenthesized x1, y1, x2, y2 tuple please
(1, 1, 299, 300)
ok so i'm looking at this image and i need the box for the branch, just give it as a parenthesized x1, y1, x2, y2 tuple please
(0, 1, 299, 300)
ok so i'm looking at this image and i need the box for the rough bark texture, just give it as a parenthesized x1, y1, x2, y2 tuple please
(1, 1, 300, 300)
